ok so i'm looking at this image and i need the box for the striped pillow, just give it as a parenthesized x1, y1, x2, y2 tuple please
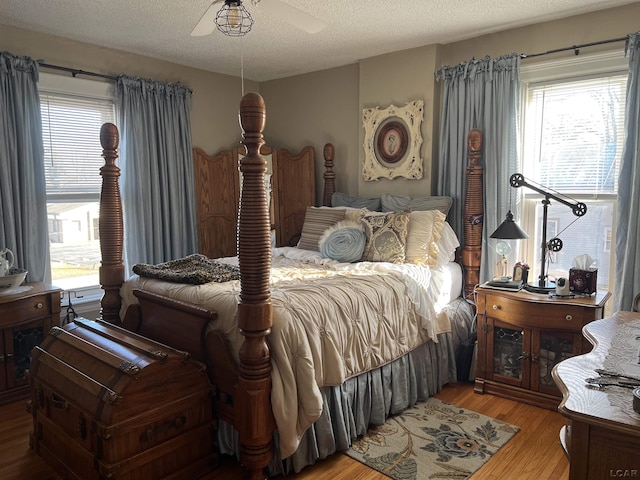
(297, 207, 346, 251)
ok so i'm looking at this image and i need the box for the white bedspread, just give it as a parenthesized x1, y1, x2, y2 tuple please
(120, 247, 459, 458)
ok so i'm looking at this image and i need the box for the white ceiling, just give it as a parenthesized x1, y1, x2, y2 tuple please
(0, 0, 637, 82)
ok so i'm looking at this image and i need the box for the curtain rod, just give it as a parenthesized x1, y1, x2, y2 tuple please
(37, 61, 118, 81)
(521, 36, 629, 59)
(37, 34, 630, 78)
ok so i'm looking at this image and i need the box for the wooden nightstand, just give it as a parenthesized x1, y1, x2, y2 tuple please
(0, 282, 61, 405)
(474, 286, 610, 410)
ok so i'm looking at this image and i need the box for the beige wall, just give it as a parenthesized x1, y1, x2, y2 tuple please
(0, 25, 258, 154)
(261, 45, 441, 204)
(438, 3, 640, 67)
(260, 65, 360, 202)
(263, 2, 640, 201)
(2, 2, 640, 205)
(358, 45, 438, 199)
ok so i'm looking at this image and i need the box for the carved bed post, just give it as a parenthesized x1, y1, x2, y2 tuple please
(236, 92, 275, 480)
(322, 143, 335, 206)
(98, 123, 124, 324)
(461, 129, 484, 300)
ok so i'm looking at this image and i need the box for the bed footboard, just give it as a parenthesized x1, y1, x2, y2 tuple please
(127, 288, 239, 425)
(130, 289, 216, 365)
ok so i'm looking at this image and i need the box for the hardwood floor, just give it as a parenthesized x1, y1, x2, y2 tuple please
(0, 383, 569, 479)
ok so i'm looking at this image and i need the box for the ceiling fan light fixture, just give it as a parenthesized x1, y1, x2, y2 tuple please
(215, 0, 254, 37)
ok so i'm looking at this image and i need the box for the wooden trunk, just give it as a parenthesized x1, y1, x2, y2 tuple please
(29, 318, 217, 480)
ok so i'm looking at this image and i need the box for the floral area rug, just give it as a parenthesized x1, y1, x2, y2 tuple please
(345, 397, 519, 480)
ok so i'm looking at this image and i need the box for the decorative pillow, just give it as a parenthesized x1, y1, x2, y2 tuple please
(297, 207, 346, 251)
(343, 207, 369, 223)
(360, 211, 410, 263)
(318, 220, 366, 263)
(433, 221, 460, 268)
(405, 210, 447, 266)
(332, 192, 382, 211)
(381, 193, 453, 215)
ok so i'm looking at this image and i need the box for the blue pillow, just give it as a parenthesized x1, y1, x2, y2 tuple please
(381, 193, 453, 215)
(318, 221, 366, 263)
(332, 192, 381, 211)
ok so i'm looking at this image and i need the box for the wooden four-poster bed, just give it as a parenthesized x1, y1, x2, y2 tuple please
(95, 92, 485, 479)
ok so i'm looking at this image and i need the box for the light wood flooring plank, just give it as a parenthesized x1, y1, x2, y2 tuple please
(0, 383, 569, 479)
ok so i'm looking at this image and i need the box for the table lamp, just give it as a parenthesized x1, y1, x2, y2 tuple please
(508, 173, 587, 293)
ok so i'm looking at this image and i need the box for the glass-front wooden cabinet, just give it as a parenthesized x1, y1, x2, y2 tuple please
(486, 319, 584, 398)
(532, 330, 582, 396)
(475, 287, 610, 410)
(489, 321, 528, 389)
(2, 318, 46, 391)
(0, 283, 61, 405)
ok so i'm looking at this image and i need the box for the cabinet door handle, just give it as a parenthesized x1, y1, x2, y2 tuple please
(531, 353, 539, 363)
(492, 304, 500, 310)
(35, 302, 43, 309)
(565, 314, 573, 321)
(481, 323, 492, 333)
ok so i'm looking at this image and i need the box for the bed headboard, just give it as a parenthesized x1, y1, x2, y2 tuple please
(193, 144, 276, 258)
(193, 146, 240, 258)
(193, 142, 317, 256)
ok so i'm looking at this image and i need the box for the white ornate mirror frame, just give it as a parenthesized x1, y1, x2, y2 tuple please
(362, 100, 424, 181)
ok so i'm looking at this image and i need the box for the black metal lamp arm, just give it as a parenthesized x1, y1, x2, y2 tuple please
(509, 173, 587, 289)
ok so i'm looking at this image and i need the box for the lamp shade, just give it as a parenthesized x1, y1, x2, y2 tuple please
(490, 210, 529, 239)
(215, 0, 254, 37)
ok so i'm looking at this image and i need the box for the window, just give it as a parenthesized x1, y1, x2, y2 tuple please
(604, 228, 612, 253)
(39, 73, 115, 298)
(519, 52, 627, 295)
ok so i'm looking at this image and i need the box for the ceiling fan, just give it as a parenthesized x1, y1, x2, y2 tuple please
(191, 0, 327, 37)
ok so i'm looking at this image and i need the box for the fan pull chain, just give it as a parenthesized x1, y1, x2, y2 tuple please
(240, 48, 244, 97)
(241, 47, 245, 97)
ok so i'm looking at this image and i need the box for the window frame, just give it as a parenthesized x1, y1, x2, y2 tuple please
(517, 50, 627, 294)
(38, 73, 115, 303)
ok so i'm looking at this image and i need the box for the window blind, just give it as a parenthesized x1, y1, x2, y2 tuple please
(40, 92, 115, 201)
(523, 74, 626, 195)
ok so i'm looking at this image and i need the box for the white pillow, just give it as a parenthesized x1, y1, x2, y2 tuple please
(433, 221, 460, 268)
(405, 210, 447, 266)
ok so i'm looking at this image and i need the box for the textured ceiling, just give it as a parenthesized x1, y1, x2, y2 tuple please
(0, 0, 636, 82)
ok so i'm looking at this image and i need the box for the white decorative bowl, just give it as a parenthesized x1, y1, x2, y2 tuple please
(0, 269, 28, 291)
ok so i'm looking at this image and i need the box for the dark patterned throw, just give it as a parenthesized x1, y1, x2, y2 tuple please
(132, 254, 240, 285)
